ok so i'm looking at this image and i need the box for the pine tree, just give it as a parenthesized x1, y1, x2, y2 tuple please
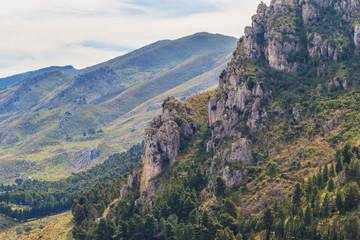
(344, 182, 360, 211)
(343, 143, 352, 165)
(263, 207, 274, 240)
(330, 164, 336, 178)
(304, 205, 312, 226)
(165, 221, 175, 240)
(305, 180, 312, 200)
(336, 154, 343, 173)
(292, 183, 302, 214)
(215, 177, 226, 197)
(317, 166, 323, 187)
(144, 214, 156, 239)
(321, 194, 330, 218)
(335, 190, 344, 213)
(323, 165, 329, 184)
(215, 227, 236, 240)
(344, 216, 360, 240)
(328, 178, 335, 192)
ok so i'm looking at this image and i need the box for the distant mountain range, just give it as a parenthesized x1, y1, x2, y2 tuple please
(0, 32, 237, 184)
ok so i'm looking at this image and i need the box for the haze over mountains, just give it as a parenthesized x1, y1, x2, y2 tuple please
(0, 32, 237, 184)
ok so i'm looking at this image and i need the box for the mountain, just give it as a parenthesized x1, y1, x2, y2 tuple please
(0, 65, 78, 90)
(69, 0, 360, 239)
(0, 32, 237, 184)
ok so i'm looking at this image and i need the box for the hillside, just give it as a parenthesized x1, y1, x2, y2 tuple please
(70, 0, 360, 239)
(0, 32, 237, 184)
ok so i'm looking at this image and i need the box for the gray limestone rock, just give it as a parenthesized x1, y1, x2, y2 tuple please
(265, 34, 300, 73)
(355, 25, 360, 47)
(302, 2, 318, 24)
(222, 166, 248, 188)
(292, 105, 303, 122)
(140, 97, 194, 193)
(229, 139, 253, 164)
(324, 118, 340, 133)
(120, 172, 139, 199)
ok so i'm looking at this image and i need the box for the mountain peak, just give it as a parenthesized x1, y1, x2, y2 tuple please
(236, 0, 359, 73)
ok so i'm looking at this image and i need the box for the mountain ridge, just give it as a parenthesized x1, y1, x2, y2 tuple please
(0, 32, 237, 184)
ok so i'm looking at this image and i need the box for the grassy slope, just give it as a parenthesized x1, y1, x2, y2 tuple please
(0, 212, 73, 240)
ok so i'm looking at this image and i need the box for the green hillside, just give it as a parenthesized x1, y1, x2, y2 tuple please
(0, 32, 237, 184)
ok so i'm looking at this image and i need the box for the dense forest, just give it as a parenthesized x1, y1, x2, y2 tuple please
(0, 144, 143, 221)
(72, 142, 360, 240)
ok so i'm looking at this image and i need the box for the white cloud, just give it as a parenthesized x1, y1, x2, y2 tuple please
(0, 0, 270, 77)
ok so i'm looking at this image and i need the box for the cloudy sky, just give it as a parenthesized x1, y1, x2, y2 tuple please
(0, 0, 270, 77)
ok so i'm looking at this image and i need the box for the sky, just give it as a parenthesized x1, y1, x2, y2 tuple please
(0, 0, 270, 78)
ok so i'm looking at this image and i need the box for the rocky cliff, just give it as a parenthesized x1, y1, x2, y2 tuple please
(139, 0, 360, 193)
(234, 0, 359, 73)
(208, 0, 359, 145)
(140, 97, 195, 193)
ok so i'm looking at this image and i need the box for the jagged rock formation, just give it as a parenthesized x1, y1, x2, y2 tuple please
(208, 0, 359, 145)
(229, 139, 253, 164)
(140, 97, 194, 193)
(355, 25, 360, 47)
(120, 172, 139, 199)
(233, 0, 360, 73)
(139, 0, 360, 194)
(222, 166, 248, 188)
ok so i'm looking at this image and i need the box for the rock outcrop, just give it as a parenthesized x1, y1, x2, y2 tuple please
(222, 166, 248, 188)
(208, 0, 359, 141)
(229, 139, 253, 164)
(355, 25, 360, 47)
(140, 97, 194, 193)
(120, 172, 139, 199)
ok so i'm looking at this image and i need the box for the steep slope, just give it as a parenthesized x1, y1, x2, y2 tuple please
(0, 33, 237, 184)
(71, 0, 360, 239)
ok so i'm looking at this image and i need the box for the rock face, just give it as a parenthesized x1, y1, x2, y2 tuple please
(229, 139, 253, 164)
(222, 166, 247, 188)
(208, 0, 360, 140)
(355, 25, 360, 47)
(120, 172, 139, 199)
(231, 0, 360, 74)
(140, 97, 194, 193)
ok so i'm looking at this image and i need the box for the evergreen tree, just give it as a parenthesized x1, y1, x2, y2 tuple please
(215, 227, 236, 240)
(330, 164, 336, 178)
(321, 194, 330, 218)
(317, 166, 324, 188)
(215, 177, 226, 197)
(262, 207, 274, 240)
(336, 154, 343, 173)
(292, 183, 302, 213)
(165, 221, 175, 240)
(95, 218, 115, 240)
(305, 180, 312, 200)
(323, 165, 329, 185)
(343, 143, 352, 165)
(344, 182, 360, 211)
(304, 205, 312, 226)
(335, 190, 344, 213)
(73, 203, 86, 225)
(328, 178, 335, 192)
(144, 214, 156, 239)
(344, 216, 360, 240)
